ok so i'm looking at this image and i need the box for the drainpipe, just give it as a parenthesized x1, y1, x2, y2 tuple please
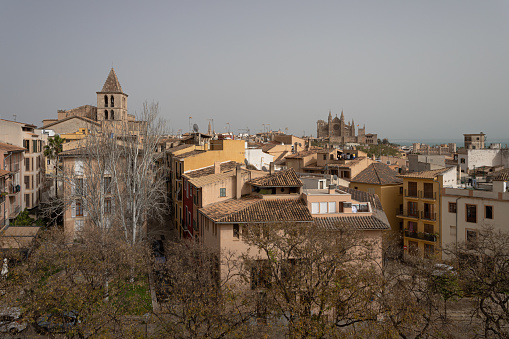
(455, 196, 462, 254)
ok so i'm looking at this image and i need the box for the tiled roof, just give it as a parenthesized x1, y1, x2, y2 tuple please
(174, 150, 207, 159)
(100, 68, 123, 93)
(0, 169, 10, 177)
(351, 163, 402, 185)
(336, 185, 383, 211)
(187, 171, 236, 188)
(40, 115, 100, 129)
(492, 168, 509, 181)
(285, 150, 319, 159)
(314, 216, 390, 230)
(398, 167, 451, 179)
(249, 168, 303, 187)
(327, 157, 365, 168)
(168, 144, 194, 154)
(273, 151, 289, 165)
(184, 161, 239, 178)
(200, 197, 313, 223)
(0, 142, 25, 153)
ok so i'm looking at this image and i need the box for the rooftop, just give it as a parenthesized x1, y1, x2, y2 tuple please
(200, 196, 313, 223)
(351, 162, 402, 185)
(184, 161, 239, 178)
(0, 142, 25, 153)
(99, 68, 124, 93)
(314, 215, 390, 230)
(398, 167, 452, 179)
(248, 168, 303, 187)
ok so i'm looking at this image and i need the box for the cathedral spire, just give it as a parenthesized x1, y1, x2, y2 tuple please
(340, 110, 344, 120)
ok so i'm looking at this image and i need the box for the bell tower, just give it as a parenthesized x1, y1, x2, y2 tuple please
(96, 68, 128, 122)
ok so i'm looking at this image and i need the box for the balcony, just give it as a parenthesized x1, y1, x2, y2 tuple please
(421, 211, 436, 221)
(420, 191, 436, 200)
(7, 184, 21, 196)
(405, 230, 437, 242)
(404, 189, 419, 199)
(396, 209, 420, 220)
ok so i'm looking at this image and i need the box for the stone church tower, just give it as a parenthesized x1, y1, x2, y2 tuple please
(96, 68, 128, 122)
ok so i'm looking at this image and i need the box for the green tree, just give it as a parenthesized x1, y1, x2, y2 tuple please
(43, 135, 65, 198)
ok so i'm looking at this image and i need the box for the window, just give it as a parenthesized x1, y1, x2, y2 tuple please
(423, 183, 434, 199)
(449, 202, 457, 213)
(105, 198, 112, 214)
(328, 201, 336, 213)
(111, 110, 114, 120)
(424, 224, 434, 234)
(233, 224, 240, 238)
(408, 182, 417, 197)
(25, 158, 29, 171)
(24, 176, 29, 189)
(104, 177, 112, 194)
(32, 140, 37, 153)
(466, 229, 478, 243)
(460, 158, 466, 164)
(423, 203, 434, 220)
(110, 95, 114, 107)
(408, 201, 418, 217)
(399, 186, 403, 194)
(76, 200, 83, 217)
(104, 95, 108, 107)
(105, 110, 108, 120)
(75, 220, 84, 233)
(311, 202, 319, 214)
(251, 260, 272, 289)
(485, 205, 493, 219)
(76, 178, 84, 196)
(424, 244, 434, 259)
(23, 139, 29, 152)
(407, 221, 417, 232)
(220, 188, 226, 197)
(466, 204, 477, 223)
(319, 202, 327, 214)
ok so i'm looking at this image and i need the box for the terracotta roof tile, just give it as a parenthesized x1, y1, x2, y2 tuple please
(0, 169, 10, 177)
(285, 149, 319, 159)
(492, 168, 509, 181)
(398, 167, 452, 179)
(184, 161, 239, 178)
(0, 143, 25, 153)
(249, 168, 303, 187)
(351, 163, 402, 185)
(314, 216, 390, 230)
(200, 197, 313, 223)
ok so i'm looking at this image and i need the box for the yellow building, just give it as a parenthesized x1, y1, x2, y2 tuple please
(350, 163, 403, 234)
(167, 138, 246, 238)
(397, 167, 457, 259)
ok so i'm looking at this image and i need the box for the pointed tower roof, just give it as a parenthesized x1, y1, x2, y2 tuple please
(100, 68, 124, 93)
(340, 110, 344, 120)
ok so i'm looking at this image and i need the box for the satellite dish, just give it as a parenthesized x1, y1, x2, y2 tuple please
(193, 124, 199, 132)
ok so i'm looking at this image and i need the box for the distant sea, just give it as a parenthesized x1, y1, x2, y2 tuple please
(390, 138, 509, 148)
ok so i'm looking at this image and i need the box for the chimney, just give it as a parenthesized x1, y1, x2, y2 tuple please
(235, 164, 242, 199)
(269, 162, 275, 175)
(214, 161, 221, 174)
(294, 142, 298, 154)
(328, 184, 336, 194)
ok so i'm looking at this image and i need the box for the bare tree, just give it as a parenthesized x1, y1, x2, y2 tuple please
(57, 101, 168, 244)
(238, 221, 383, 338)
(447, 226, 509, 338)
(152, 241, 254, 338)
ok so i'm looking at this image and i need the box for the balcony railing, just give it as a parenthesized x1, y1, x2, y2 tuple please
(405, 189, 419, 198)
(405, 230, 437, 242)
(421, 211, 436, 221)
(421, 191, 436, 200)
(396, 209, 420, 219)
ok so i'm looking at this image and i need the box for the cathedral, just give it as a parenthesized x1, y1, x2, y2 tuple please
(316, 111, 377, 145)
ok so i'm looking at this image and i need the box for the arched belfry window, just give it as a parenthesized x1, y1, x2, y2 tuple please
(104, 95, 108, 107)
(111, 110, 114, 120)
(111, 96, 114, 107)
(105, 110, 108, 120)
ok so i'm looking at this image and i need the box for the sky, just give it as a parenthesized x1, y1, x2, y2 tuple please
(1, 1, 508, 142)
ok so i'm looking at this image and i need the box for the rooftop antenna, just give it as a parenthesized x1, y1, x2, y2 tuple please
(12, 114, 16, 122)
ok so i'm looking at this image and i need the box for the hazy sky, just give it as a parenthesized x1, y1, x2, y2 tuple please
(1, 1, 508, 142)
